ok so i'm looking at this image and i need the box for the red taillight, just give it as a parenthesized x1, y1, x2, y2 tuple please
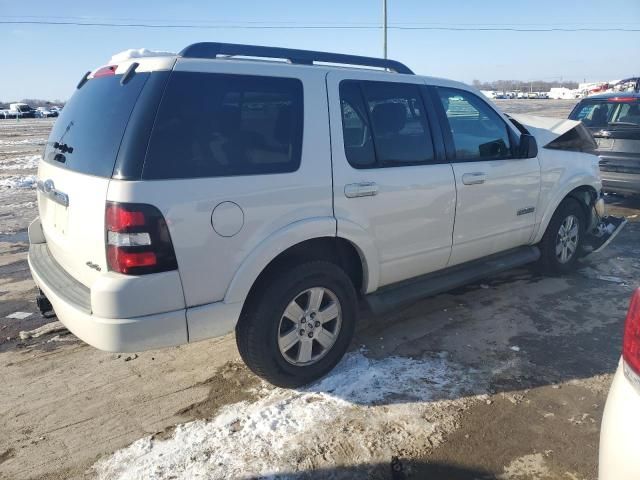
(105, 202, 177, 275)
(106, 204, 146, 232)
(622, 288, 640, 376)
(93, 65, 117, 78)
(107, 247, 157, 270)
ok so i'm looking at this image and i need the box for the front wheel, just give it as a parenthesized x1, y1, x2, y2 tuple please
(235, 261, 357, 388)
(538, 198, 585, 274)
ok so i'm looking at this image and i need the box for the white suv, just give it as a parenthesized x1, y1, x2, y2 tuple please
(28, 43, 624, 386)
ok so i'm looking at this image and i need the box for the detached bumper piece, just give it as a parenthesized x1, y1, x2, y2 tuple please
(584, 216, 628, 254)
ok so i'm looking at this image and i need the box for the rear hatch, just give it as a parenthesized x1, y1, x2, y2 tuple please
(569, 96, 640, 173)
(37, 60, 171, 287)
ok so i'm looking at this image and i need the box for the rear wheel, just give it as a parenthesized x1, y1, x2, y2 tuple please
(236, 261, 357, 388)
(538, 198, 585, 274)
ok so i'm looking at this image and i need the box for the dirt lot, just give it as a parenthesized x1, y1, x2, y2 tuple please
(1, 101, 639, 480)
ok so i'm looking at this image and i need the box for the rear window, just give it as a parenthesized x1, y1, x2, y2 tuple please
(143, 72, 303, 179)
(43, 73, 149, 177)
(570, 99, 640, 128)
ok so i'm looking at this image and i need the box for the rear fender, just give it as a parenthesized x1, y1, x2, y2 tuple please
(224, 217, 336, 304)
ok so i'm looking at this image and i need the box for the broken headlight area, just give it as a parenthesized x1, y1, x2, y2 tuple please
(583, 215, 627, 254)
(544, 122, 598, 153)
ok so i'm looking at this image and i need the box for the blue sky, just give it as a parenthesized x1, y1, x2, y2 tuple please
(1, 0, 639, 100)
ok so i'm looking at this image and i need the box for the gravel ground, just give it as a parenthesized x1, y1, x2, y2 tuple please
(0, 102, 638, 480)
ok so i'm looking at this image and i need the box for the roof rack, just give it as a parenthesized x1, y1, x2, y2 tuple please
(179, 42, 414, 75)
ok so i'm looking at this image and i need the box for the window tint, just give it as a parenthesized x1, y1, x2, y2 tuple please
(571, 100, 640, 128)
(570, 101, 615, 128)
(144, 72, 303, 179)
(339, 80, 435, 168)
(43, 73, 150, 177)
(437, 87, 512, 161)
(339, 82, 376, 168)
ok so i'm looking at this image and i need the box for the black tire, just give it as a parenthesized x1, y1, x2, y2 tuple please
(235, 261, 357, 388)
(538, 198, 585, 274)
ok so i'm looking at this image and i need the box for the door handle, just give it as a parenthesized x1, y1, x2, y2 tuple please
(344, 182, 379, 198)
(462, 172, 487, 185)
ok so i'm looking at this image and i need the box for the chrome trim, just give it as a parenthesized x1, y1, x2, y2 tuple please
(37, 179, 69, 207)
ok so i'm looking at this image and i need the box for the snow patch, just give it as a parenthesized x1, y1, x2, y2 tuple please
(0, 155, 40, 170)
(0, 138, 46, 146)
(0, 175, 37, 189)
(110, 48, 176, 63)
(6, 311, 32, 320)
(93, 352, 477, 480)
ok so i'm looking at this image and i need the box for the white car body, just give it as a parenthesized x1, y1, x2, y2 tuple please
(28, 45, 606, 358)
(599, 289, 640, 480)
(599, 362, 640, 480)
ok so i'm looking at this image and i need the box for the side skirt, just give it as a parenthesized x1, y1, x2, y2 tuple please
(365, 246, 541, 315)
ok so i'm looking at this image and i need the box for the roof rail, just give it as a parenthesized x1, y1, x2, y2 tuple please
(179, 42, 414, 75)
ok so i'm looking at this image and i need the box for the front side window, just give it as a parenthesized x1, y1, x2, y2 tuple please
(144, 72, 303, 179)
(437, 87, 512, 161)
(339, 80, 435, 168)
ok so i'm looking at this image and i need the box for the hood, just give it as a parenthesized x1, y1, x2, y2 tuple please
(511, 114, 597, 152)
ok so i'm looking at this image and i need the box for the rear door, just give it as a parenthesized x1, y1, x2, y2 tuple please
(430, 86, 541, 266)
(327, 71, 456, 289)
(37, 69, 153, 286)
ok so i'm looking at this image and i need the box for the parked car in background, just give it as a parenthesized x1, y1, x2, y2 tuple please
(599, 288, 640, 480)
(0, 109, 18, 119)
(35, 107, 58, 118)
(9, 102, 36, 118)
(28, 43, 624, 387)
(570, 92, 640, 196)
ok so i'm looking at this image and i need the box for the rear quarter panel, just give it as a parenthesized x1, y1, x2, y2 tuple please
(107, 60, 334, 308)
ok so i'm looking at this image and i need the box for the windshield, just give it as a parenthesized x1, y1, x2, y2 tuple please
(43, 72, 149, 177)
(570, 99, 640, 128)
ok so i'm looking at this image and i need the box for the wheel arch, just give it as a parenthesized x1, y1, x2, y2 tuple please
(224, 218, 375, 309)
(533, 183, 599, 244)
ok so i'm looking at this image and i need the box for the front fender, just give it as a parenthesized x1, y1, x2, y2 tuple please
(224, 217, 336, 304)
(532, 174, 601, 244)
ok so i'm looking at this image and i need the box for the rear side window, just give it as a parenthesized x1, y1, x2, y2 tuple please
(143, 72, 303, 179)
(339, 80, 435, 168)
(43, 73, 150, 177)
(437, 87, 512, 161)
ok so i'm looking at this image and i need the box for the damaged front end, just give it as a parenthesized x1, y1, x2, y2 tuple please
(509, 114, 627, 255)
(583, 201, 627, 254)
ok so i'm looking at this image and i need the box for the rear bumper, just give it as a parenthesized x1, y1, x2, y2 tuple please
(599, 361, 640, 480)
(28, 243, 189, 352)
(27, 218, 243, 352)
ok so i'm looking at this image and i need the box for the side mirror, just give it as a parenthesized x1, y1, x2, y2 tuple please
(519, 134, 538, 158)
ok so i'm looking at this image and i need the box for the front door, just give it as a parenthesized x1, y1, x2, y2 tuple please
(431, 86, 541, 266)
